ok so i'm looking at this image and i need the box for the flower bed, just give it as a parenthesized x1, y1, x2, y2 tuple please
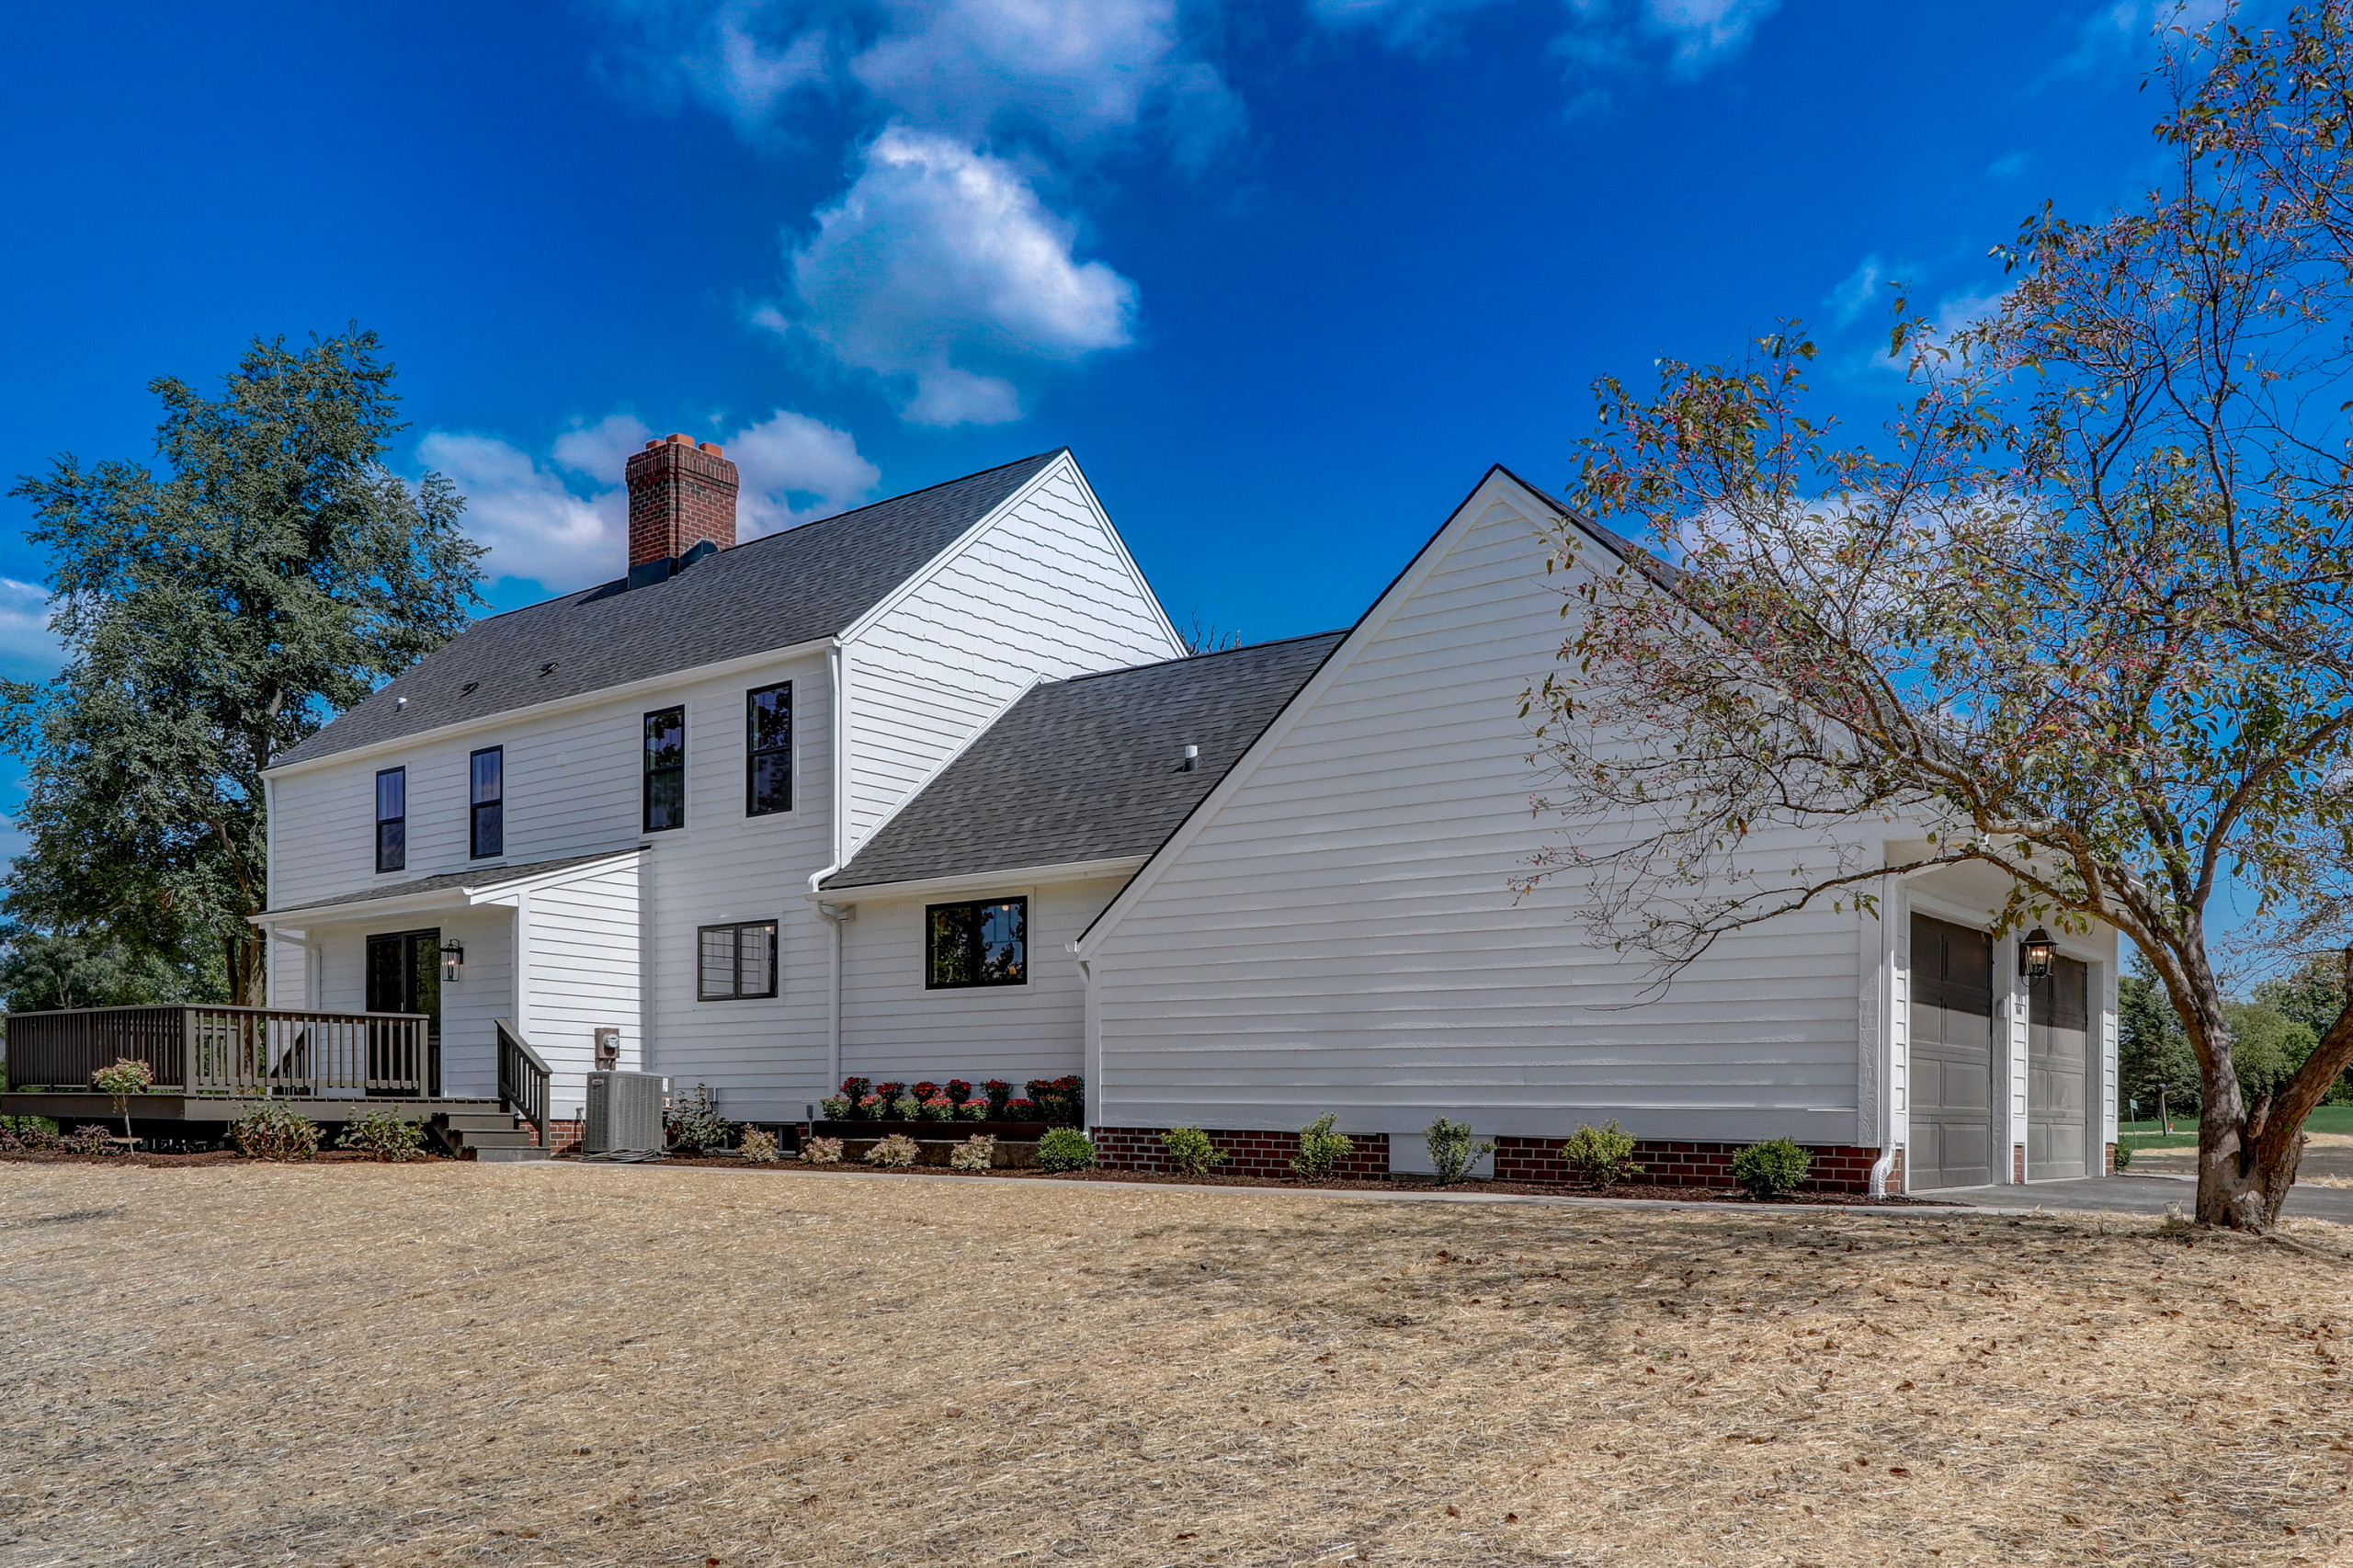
(811, 1119, 1047, 1141)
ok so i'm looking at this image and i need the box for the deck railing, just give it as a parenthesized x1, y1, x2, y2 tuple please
(495, 1018, 551, 1138)
(4, 1005, 435, 1099)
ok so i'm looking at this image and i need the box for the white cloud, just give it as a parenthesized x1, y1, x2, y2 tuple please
(2062, 0, 2232, 74)
(0, 578, 62, 676)
(728, 408, 882, 532)
(1825, 254, 1887, 328)
(603, 0, 1240, 159)
(420, 409, 878, 590)
(781, 126, 1138, 425)
(1986, 150, 2029, 180)
(417, 432, 623, 593)
(1644, 0, 1777, 75)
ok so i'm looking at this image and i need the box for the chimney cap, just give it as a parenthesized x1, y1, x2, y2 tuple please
(667, 432, 692, 445)
(699, 441, 723, 456)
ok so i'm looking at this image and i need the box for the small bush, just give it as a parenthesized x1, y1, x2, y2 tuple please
(63, 1124, 121, 1156)
(956, 1098, 990, 1121)
(874, 1081, 908, 1106)
(1561, 1120, 1643, 1189)
(1038, 1128, 1097, 1172)
(839, 1075, 872, 1103)
(235, 1102, 320, 1161)
(947, 1077, 973, 1105)
(800, 1135, 844, 1165)
(920, 1095, 955, 1122)
(1004, 1097, 1040, 1120)
(819, 1096, 851, 1120)
(865, 1132, 922, 1168)
(892, 1094, 922, 1120)
(0, 1114, 63, 1153)
(667, 1082, 734, 1153)
(983, 1079, 1013, 1115)
(339, 1105, 426, 1163)
(1424, 1117, 1494, 1184)
(1290, 1113, 1355, 1179)
(950, 1134, 997, 1172)
(856, 1093, 886, 1119)
(912, 1080, 940, 1102)
(1159, 1125, 1226, 1177)
(738, 1128, 781, 1163)
(1731, 1138, 1813, 1200)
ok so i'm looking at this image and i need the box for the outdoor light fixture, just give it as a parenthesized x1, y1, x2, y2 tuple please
(2021, 926, 2055, 979)
(439, 938, 465, 984)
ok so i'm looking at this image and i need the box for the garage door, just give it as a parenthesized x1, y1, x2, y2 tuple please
(2028, 955, 2091, 1179)
(1910, 915, 1995, 1189)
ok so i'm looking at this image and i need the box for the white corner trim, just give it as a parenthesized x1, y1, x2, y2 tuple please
(1074, 468, 1552, 959)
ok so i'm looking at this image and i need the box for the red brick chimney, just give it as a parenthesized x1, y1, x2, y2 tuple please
(624, 433, 738, 583)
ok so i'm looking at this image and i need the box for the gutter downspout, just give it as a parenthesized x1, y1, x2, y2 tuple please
(813, 892, 855, 1094)
(804, 639, 854, 1104)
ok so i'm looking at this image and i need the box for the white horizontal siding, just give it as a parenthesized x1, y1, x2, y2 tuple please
(835, 877, 1121, 1093)
(842, 460, 1181, 855)
(1087, 479, 1869, 1146)
(517, 862, 642, 1117)
(301, 908, 514, 1101)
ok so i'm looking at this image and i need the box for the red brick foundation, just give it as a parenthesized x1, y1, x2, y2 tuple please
(540, 1117, 585, 1154)
(2104, 1142, 2118, 1176)
(2012, 1143, 2027, 1184)
(1093, 1125, 1391, 1180)
(1495, 1137, 1890, 1194)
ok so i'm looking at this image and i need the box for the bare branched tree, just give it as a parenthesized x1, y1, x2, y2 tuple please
(1525, 7, 2353, 1230)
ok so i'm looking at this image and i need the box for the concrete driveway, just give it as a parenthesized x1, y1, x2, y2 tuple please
(1929, 1171, 2353, 1224)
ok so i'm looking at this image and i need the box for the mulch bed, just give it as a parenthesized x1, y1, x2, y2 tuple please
(0, 1148, 453, 1168)
(656, 1155, 1949, 1204)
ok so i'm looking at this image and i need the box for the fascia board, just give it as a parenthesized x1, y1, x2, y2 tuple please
(1074, 467, 1552, 959)
(250, 848, 643, 926)
(261, 637, 835, 781)
(813, 855, 1146, 905)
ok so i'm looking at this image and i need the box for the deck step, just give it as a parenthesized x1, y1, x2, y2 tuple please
(472, 1144, 554, 1163)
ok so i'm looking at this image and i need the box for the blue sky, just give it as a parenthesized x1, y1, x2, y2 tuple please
(0, 0, 2197, 826)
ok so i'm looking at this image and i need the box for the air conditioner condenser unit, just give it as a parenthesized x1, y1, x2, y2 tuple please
(585, 1071, 667, 1154)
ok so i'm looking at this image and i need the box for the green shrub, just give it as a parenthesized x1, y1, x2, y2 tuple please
(1424, 1117, 1493, 1183)
(1730, 1138, 1813, 1200)
(1290, 1113, 1354, 1179)
(0, 1114, 62, 1152)
(1159, 1125, 1226, 1177)
(864, 1132, 922, 1168)
(949, 1133, 997, 1172)
(1037, 1128, 1097, 1172)
(738, 1127, 781, 1163)
(1561, 1120, 1643, 1189)
(2112, 1141, 2133, 1172)
(234, 1102, 320, 1161)
(338, 1105, 426, 1162)
(666, 1082, 734, 1153)
(90, 1057, 153, 1141)
(800, 1135, 844, 1165)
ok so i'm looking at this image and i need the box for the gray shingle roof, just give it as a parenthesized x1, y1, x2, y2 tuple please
(823, 631, 1347, 892)
(273, 450, 1066, 769)
(266, 850, 638, 915)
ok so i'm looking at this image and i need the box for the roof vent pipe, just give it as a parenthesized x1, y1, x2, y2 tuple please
(1180, 744, 1199, 772)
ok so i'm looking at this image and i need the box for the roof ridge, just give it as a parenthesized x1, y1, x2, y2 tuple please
(450, 447, 1070, 631)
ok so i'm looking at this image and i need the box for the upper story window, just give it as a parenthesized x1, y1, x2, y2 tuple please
(926, 897, 1027, 988)
(644, 706, 685, 833)
(746, 681, 791, 816)
(699, 920, 779, 1001)
(374, 767, 406, 874)
(470, 746, 504, 859)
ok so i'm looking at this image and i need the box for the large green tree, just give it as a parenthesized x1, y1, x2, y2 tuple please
(3, 327, 483, 1004)
(1524, 9, 2353, 1229)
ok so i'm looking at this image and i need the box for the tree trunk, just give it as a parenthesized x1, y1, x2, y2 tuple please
(225, 923, 266, 1007)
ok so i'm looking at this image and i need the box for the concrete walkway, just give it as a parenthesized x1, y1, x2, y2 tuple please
(1931, 1172, 2353, 1224)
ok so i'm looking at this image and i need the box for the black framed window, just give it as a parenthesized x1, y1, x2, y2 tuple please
(644, 706, 685, 832)
(926, 897, 1027, 988)
(746, 681, 791, 816)
(699, 920, 778, 1000)
(470, 746, 503, 859)
(374, 767, 406, 874)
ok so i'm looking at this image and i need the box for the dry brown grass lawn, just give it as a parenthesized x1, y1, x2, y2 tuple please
(5, 1161, 2352, 1567)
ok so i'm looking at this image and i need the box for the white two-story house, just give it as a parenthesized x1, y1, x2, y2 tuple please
(251, 440, 2119, 1193)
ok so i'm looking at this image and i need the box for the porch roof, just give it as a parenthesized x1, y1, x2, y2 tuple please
(256, 849, 640, 920)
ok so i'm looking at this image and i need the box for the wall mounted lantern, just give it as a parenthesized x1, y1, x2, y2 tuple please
(2020, 926, 2055, 980)
(439, 938, 465, 984)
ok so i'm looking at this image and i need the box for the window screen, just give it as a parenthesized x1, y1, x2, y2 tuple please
(699, 921, 778, 1000)
(375, 767, 406, 874)
(644, 706, 685, 832)
(746, 682, 791, 816)
(470, 746, 503, 859)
